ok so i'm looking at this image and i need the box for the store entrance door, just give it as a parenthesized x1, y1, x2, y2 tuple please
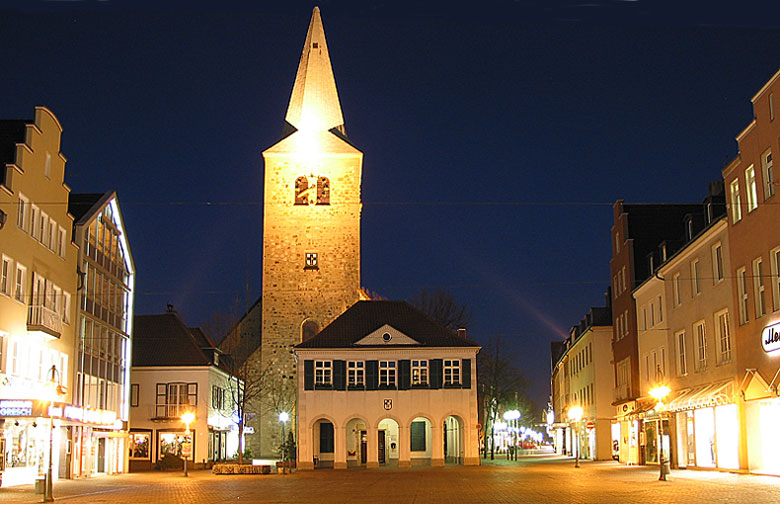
(97, 438, 106, 473)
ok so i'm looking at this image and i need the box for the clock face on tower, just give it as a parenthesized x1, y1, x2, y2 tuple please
(295, 176, 330, 205)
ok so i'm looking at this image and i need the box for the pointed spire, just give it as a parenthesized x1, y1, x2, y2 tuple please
(285, 7, 346, 134)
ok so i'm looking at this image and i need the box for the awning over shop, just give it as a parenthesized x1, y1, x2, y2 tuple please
(667, 379, 733, 412)
(618, 399, 656, 420)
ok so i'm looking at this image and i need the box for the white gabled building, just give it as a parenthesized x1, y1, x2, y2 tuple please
(294, 300, 481, 470)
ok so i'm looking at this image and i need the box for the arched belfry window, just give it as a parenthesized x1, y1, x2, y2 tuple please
(295, 177, 309, 205)
(317, 177, 330, 205)
(301, 319, 320, 342)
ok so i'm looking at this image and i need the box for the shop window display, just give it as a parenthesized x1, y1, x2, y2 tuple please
(158, 432, 192, 460)
(129, 432, 151, 459)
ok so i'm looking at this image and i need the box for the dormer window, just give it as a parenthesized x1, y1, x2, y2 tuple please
(312, 42, 319, 49)
(685, 216, 694, 241)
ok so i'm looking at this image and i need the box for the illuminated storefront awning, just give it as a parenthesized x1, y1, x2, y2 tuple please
(667, 379, 733, 412)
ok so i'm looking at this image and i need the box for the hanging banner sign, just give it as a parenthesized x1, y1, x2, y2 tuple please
(762, 322, 780, 353)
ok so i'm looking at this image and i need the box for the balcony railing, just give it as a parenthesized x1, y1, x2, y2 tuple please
(28, 304, 62, 339)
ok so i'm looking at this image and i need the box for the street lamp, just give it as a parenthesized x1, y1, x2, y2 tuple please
(649, 385, 671, 481)
(279, 412, 289, 474)
(503, 410, 521, 460)
(44, 365, 66, 503)
(181, 412, 195, 477)
(567, 406, 583, 469)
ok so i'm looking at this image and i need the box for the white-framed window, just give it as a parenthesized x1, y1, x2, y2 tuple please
(624, 311, 629, 336)
(314, 360, 332, 385)
(675, 331, 686, 376)
(649, 302, 655, 328)
(673, 272, 682, 307)
(211, 385, 225, 410)
(644, 354, 650, 382)
(771, 92, 776, 121)
(443, 359, 461, 385)
(695, 320, 707, 371)
(730, 178, 742, 223)
(48, 218, 56, 251)
(641, 306, 648, 331)
(379, 360, 396, 387)
(613, 275, 619, 297)
(712, 242, 724, 284)
(771, 247, 780, 312)
(746, 165, 758, 212)
(657, 296, 663, 323)
(691, 259, 701, 296)
(615, 232, 620, 254)
(762, 149, 775, 200)
(753, 257, 766, 318)
(58, 226, 67, 258)
(737, 266, 749, 324)
(411, 359, 428, 385)
(17, 193, 29, 230)
(14, 263, 26, 303)
(347, 360, 364, 386)
(621, 267, 627, 293)
(11, 339, 20, 375)
(715, 309, 731, 365)
(38, 211, 48, 245)
(616, 357, 631, 390)
(62, 291, 71, 324)
(0, 255, 11, 296)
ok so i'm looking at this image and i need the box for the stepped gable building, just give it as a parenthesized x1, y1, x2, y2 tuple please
(224, 7, 366, 458)
(129, 309, 238, 471)
(294, 300, 481, 470)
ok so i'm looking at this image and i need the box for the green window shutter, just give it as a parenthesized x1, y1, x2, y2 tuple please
(461, 359, 471, 389)
(398, 360, 411, 390)
(366, 360, 379, 390)
(410, 421, 426, 452)
(333, 360, 346, 390)
(429, 359, 443, 389)
(304, 360, 314, 390)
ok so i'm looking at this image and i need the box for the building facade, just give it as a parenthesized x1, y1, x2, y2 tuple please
(129, 311, 239, 471)
(68, 192, 135, 478)
(723, 67, 780, 476)
(0, 107, 82, 487)
(550, 304, 614, 462)
(294, 301, 480, 469)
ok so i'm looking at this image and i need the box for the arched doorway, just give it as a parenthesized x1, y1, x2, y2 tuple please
(312, 418, 335, 468)
(377, 418, 400, 466)
(345, 418, 368, 468)
(409, 416, 433, 466)
(444, 415, 465, 464)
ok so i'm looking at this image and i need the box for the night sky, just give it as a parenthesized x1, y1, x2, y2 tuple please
(3, 1, 780, 414)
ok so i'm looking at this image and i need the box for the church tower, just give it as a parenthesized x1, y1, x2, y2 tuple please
(257, 7, 363, 456)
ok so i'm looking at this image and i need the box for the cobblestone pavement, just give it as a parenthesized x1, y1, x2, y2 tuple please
(2, 454, 780, 504)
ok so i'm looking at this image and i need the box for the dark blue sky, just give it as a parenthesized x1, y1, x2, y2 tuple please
(3, 1, 780, 413)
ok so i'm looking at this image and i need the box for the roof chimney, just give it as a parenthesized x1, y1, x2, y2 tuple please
(457, 328, 467, 339)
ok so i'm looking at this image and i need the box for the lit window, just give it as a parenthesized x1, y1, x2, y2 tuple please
(712, 243, 724, 284)
(738, 266, 749, 324)
(730, 179, 742, 223)
(762, 149, 775, 200)
(314, 360, 332, 386)
(347, 361, 364, 386)
(746, 165, 758, 212)
(411, 359, 428, 385)
(753, 257, 766, 318)
(0, 256, 11, 296)
(715, 310, 731, 365)
(443, 359, 461, 386)
(294, 176, 310, 205)
(695, 321, 707, 371)
(17, 194, 28, 230)
(379, 360, 396, 387)
(14, 263, 26, 303)
(691, 259, 701, 296)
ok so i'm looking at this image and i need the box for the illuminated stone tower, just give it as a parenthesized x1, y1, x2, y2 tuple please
(258, 7, 363, 456)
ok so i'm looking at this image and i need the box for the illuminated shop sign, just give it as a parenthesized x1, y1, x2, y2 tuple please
(762, 322, 780, 353)
(60, 405, 117, 425)
(0, 400, 34, 417)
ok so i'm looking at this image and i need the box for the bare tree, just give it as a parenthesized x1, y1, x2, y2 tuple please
(477, 336, 531, 459)
(409, 288, 472, 330)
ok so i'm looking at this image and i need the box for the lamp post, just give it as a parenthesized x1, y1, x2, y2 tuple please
(649, 385, 671, 481)
(44, 365, 66, 503)
(180, 412, 195, 477)
(279, 412, 289, 474)
(503, 410, 520, 461)
(567, 406, 583, 469)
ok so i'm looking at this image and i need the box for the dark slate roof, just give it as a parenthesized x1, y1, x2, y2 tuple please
(189, 327, 216, 349)
(132, 312, 214, 367)
(296, 300, 481, 349)
(0, 119, 29, 167)
(68, 193, 105, 223)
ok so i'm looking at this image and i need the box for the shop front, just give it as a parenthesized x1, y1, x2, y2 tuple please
(614, 400, 647, 465)
(0, 399, 125, 487)
(665, 379, 739, 471)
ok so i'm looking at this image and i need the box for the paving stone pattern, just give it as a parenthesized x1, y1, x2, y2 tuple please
(2, 455, 780, 504)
